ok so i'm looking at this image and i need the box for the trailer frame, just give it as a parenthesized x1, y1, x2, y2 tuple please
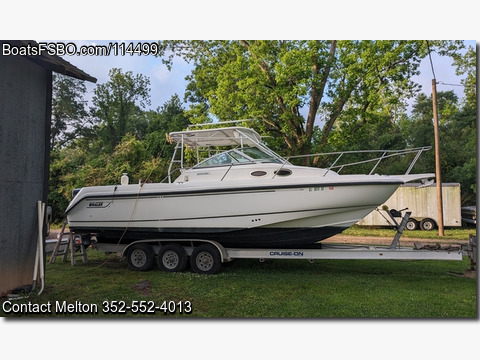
(66, 209, 470, 274)
(91, 236, 465, 275)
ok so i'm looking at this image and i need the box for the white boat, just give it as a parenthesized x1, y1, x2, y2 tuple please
(65, 125, 432, 248)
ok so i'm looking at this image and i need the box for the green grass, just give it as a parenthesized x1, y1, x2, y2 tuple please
(343, 225, 475, 241)
(1, 248, 476, 318)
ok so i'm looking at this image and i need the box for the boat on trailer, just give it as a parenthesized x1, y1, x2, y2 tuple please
(65, 124, 433, 249)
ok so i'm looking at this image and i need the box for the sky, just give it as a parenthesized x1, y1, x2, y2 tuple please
(55, 40, 475, 118)
(56, 40, 192, 109)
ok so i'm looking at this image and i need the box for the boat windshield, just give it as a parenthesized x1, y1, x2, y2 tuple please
(194, 147, 282, 168)
(240, 147, 281, 162)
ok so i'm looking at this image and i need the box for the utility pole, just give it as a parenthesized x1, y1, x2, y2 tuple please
(432, 79, 444, 236)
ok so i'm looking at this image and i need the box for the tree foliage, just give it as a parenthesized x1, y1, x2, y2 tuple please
(92, 68, 151, 152)
(452, 45, 476, 108)
(401, 89, 476, 205)
(51, 74, 89, 150)
(156, 40, 464, 162)
(144, 94, 191, 159)
(49, 85, 189, 221)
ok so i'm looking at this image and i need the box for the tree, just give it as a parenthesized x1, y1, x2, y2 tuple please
(92, 68, 151, 152)
(51, 74, 89, 150)
(144, 94, 191, 159)
(452, 45, 476, 108)
(48, 91, 183, 222)
(156, 40, 463, 163)
(402, 89, 476, 204)
(450, 45, 477, 204)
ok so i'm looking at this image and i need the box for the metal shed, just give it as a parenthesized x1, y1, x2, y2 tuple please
(0, 40, 96, 296)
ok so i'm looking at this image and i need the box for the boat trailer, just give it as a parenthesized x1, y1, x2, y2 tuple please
(87, 210, 474, 275)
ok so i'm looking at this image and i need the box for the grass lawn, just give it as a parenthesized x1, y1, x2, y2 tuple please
(1, 245, 476, 318)
(342, 226, 475, 241)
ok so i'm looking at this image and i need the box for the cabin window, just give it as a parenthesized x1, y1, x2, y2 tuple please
(250, 170, 268, 177)
(195, 152, 234, 168)
(274, 169, 292, 177)
(229, 150, 252, 163)
(240, 147, 282, 163)
(193, 146, 283, 169)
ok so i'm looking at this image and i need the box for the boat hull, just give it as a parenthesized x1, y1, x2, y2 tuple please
(66, 179, 401, 248)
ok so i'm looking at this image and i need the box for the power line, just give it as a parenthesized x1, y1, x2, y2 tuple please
(426, 41, 436, 80)
(425, 42, 465, 89)
(437, 81, 465, 87)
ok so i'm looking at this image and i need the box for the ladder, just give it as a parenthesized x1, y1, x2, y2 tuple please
(49, 220, 88, 265)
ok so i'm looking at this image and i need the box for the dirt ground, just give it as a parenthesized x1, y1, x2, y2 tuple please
(325, 234, 470, 247)
(327, 234, 476, 279)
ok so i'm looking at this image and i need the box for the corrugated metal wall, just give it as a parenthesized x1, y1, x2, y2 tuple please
(0, 54, 51, 296)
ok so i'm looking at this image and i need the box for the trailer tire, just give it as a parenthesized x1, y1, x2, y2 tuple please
(126, 243, 155, 271)
(157, 243, 187, 272)
(190, 244, 222, 274)
(420, 218, 436, 231)
(406, 218, 419, 231)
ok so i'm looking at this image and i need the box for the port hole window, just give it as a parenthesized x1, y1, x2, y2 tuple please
(274, 169, 292, 176)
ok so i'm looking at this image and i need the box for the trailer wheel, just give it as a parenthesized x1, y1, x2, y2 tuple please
(406, 218, 419, 231)
(420, 218, 436, 231)
(157, 243, 187, 272)
(190, 244, 222, 274)
(126, 243, 155, 271)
